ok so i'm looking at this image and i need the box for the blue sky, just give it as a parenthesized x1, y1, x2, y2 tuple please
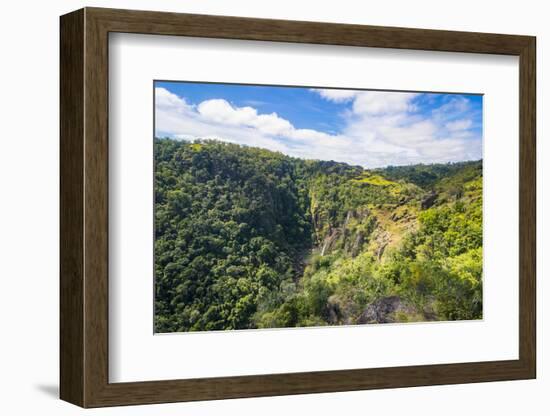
(156, 81, 348, 135)
(155, 81, 482, 168)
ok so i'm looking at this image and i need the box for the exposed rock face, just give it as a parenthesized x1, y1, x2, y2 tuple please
(390, 207, 408, 222)
(343, 210, 354, 228)
(326, 298, 341, 325)
(357, 296, 418, 324)
(318, 208, 372, 257)
(320, 228, 341, 256)
(371, 229, 391, 260)
(421, 191, 437, 209)
(349, 232, 364, 258)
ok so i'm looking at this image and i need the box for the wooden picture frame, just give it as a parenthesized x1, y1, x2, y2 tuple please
(60, 7, 536, 408)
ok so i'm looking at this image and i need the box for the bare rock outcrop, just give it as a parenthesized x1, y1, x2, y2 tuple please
(320, 228, 341, 256)
(421, 191, 437, 209)
(357, 296, 418, 324)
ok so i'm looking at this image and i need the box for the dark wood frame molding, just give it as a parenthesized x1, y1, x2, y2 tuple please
(60, 7, 536, 408)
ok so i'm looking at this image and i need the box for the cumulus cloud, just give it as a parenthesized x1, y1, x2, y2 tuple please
(352, 91, 419, 115)
(155, 87, 481, 168)
(310, 88, 357, 103)
(197, 99, 294, 136)
(311, 89, 419, 115)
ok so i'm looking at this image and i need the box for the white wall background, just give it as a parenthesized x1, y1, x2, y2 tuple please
(0, 0, 545, 414)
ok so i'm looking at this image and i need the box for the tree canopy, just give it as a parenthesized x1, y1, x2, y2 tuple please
(154, 138, 483, 332)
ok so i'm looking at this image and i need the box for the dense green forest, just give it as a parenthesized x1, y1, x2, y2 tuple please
(154, 138, 482, 332)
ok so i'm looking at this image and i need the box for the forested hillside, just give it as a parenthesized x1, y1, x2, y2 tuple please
(154, 138, 482, 332)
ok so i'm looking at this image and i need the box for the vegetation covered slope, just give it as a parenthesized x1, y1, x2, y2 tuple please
(154, 138, 482, 332)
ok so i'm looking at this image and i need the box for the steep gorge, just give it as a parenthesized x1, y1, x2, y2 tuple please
(154, 138, 483, 332)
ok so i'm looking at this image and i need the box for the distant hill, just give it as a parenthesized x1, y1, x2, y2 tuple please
(154, 138, 482, 332)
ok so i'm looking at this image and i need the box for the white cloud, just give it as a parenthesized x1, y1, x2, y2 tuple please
(310, 88, 357, 102)
(155, 87, 481, 168)
(352, 91, 419, 115)
(310, 89, 419, 116)
(155, 86, 193, 112)
(432, 95, 471, 117)
(197, 99, 294, 138)
(446, 119, 473, 131)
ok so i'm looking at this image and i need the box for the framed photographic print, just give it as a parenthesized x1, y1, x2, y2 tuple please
(60, 7, 536, 408)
